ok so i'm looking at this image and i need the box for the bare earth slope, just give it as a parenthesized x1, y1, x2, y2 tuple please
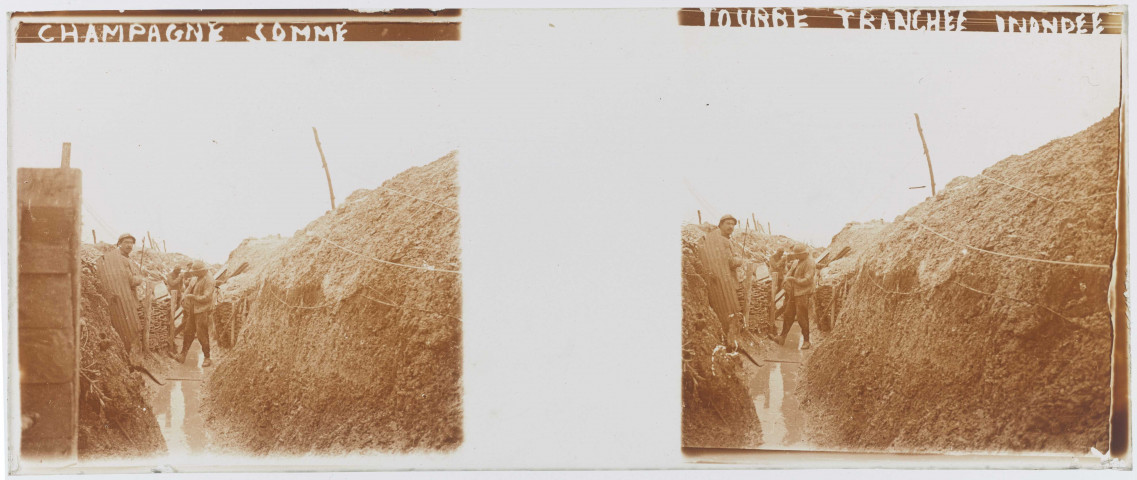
(801, 110, 1119, 454)
(203, 152, 461, 455)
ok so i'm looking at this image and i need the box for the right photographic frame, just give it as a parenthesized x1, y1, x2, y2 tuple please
(678, 5, 1128, 463)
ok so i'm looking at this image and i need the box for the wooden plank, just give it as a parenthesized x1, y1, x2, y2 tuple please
(19, 244, 72, 274)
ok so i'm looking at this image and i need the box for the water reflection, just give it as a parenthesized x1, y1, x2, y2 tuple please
(153, 344, 209, 457)
(748, 327, 811, 449)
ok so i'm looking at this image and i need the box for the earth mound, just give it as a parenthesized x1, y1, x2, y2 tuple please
(681, 224, 762, 448)
(814, 220, 890, 330)
(203, 152, 462, 455)
(212, 235, 289, 349)
(801, 110, 1120, 454)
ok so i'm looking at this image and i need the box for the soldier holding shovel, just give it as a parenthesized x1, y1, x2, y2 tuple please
(772, 244, 817, 350)
(177, 260, 216, 367)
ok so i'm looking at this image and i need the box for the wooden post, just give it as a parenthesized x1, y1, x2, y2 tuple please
(60, 142, 71, 168)
(162, 240, 167, 253)
(767, 222, 772, 235)
(91, 229, 96, 244)
(147, 231, 156, 251)
(168, 290, 178, 354)
(914, 113, 937, 196)
(752, 214, 760, 234)
(697, 210, 702, 225)
(741, 262, 757, 329)
(768, 270, 777, 330)
(142, 281, 153, 355)
(312, 127, 336, 210)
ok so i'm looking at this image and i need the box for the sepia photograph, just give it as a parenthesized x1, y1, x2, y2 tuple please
(679, 6, 1126, 457)
(4, 4, 1132, 476)
(9, 9, 462, 470)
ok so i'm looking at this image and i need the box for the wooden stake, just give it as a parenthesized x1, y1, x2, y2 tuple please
(768, 267, 777, 330)
(168, 290, 178, 354)
(914, 113, 937, 196)
(752, 213, 760, 234)
(60, 142, 71, 169)
(741, 262, 757, 329)
(91, 229, 96, 244)
(147, 231, 156, 251)
(767, 222, 772, 235)
(142, 281, 153, 354)
(697, 210, 702, 225)
(162, 240, 167, 253)
(312, 127, 336, 210)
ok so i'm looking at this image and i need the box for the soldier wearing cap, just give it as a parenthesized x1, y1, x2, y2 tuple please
(176, 260, 216, 367)
(774, 243, 817, 349)
(95, 233, 146, 363)
(164, 264, 186, 356)
(768, 248, 787, 294)
(697, 214, 745, 349)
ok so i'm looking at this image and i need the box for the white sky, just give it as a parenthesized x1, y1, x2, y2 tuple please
(8, 10, 1122, 259)
(4, 7, 1130, 471)
(10, 37, 462, 262)
(674, 28, 1122, 246)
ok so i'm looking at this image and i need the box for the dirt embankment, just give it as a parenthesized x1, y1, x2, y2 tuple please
(77, 245, 167, 459)
(801, 110, 1120, 454)
(203, 152, 462, 455)
(211, 235, 289, 349)
(813, 221, 889, 331)
(681, 224, 762, 448)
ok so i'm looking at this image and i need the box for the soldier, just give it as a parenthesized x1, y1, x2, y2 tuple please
(95, 233, 145, 364)
(177, 260, 216, 367)
(768, 248, 787, 294)
(775, 244, 817, 349)
(697, 214, 745, 350)
(164, 263, 186, 356)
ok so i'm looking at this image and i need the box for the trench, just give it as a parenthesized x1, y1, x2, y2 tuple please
(148, 336, 218, 457)
(742, 324, 817, 449)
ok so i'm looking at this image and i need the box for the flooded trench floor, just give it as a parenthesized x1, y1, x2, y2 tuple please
(742, 325, 817, 450)
(148, 340, 218, 457)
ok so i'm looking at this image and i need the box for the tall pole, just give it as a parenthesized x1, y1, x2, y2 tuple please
(60, 142, 71, 168)
(312, 127, 336, 210)
(914, 113, 937, 196)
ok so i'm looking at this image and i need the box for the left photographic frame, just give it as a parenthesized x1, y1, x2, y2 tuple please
(8, 9, 463, 472)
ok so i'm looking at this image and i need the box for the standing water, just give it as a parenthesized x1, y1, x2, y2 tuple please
(747, 326, 813, 449)
(150, 341, 214, 456)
